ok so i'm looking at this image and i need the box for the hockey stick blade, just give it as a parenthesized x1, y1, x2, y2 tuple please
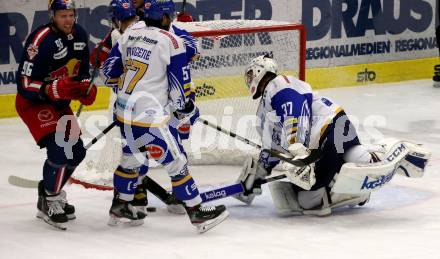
(8, 175, 39, 188)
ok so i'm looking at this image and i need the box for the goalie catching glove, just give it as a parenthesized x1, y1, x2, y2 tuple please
(285, 143, 316, 190)
(234, 157, 270, 205)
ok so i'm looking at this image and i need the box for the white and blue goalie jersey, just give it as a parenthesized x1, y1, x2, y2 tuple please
(101, 21, 187, 127)
(257, 75, 343, 154)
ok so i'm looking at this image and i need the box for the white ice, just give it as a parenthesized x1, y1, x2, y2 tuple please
(1, 80, 440, 259)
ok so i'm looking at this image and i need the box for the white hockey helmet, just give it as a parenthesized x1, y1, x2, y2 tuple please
(244, 55, 278, 98)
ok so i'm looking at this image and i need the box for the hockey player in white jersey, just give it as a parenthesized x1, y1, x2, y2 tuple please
(235, 55, 431, 216)
(101, 0, 228, 233)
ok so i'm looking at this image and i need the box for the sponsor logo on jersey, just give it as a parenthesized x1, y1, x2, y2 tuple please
(37, 109, 54, 122)
(49, 58, 80, 79)
(55, 39, 63, 50)
(146, 144, 165, 160)
(178, 123, 191, 134)
(53, 47, 68, 59)
(26, 44, 39, 60)
(203, 190, 227, 200)
(159, 30, 179, 49)
(74, 42, 86, 50)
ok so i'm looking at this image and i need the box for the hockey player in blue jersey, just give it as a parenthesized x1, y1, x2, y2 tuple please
(90, 0, 138, 70)
(15, 0, 97, 229)
(234, 55, 431, 216)
(101, 0, 228, 233)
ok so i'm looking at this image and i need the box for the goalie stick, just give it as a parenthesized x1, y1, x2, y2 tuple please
(197, 117, 323, 167)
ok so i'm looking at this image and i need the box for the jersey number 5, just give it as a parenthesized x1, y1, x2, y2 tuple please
(119, 59, 149, 94)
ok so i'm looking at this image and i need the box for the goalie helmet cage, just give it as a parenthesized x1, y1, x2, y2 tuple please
(75, 20, 306, 189)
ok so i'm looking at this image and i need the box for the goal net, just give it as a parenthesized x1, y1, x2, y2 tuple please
(74, 20, 306, 189)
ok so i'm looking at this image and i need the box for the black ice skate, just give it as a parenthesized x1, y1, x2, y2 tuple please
(130, 183, 149, 213)
(108, 198, 147, 226)
(36, 185, 68, 230)
(186, 204, 229, 233)
(59, 190, 75, 220)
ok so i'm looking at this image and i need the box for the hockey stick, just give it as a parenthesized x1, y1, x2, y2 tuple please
(197, 117, 322, 167)
(181, 0, 187, 13)
(200, 174, 287, 203)
(8, 121, 118, 189)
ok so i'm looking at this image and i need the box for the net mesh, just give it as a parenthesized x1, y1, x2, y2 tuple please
(77, 20, 305, 187)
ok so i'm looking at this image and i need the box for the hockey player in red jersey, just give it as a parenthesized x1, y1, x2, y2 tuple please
(15, 0, 97, 230)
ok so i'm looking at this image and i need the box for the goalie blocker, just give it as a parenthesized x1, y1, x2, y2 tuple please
(269, 139, 430, 217)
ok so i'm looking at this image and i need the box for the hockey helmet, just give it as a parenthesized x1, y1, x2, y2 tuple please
(245, 55, 278, 98)
(49, 0, 76, 11)
(144, 0, 175, 21)
(109, 0, 137, 22)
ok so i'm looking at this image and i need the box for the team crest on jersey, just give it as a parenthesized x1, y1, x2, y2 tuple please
(27, 44, 39, 60)
(146, 145, 165, 160)
(37, 109, 54, 122)
(122, 2, 130, 8)
(67, 34, 73, 40)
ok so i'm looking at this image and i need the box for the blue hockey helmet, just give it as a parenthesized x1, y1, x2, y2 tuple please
(144, 0, 175, 21)
(48, 0, 76, 11)
(109, 0, 137, 22)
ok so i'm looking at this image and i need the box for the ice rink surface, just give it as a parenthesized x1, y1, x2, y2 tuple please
(1, 80, 440, 259)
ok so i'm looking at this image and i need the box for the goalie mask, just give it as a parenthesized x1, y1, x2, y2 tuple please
(245, 55, 278, 99)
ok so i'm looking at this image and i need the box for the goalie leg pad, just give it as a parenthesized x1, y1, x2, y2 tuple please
(299, 188, 331, 216)
(234, 157, 268, 205)
(397, 142, 431, 178)
(268, 181, 303, 216)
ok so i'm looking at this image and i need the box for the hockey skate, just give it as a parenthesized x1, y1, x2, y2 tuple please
(130, 184, 150, 213)
(38, 181, 75, 220)
(165, 192, 186, 214)
(108, 198, 147, 227)
(36, 190, 68, 231)
(186, 204, 229, 233)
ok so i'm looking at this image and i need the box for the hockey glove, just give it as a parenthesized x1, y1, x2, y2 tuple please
(288, 143, 310, 159)
(79, 80, 97, 106)
(234, 157, 270, 205)
(285, 164, 316, 191)
(45, 77, 89, 101)
(174, 99, 200, 126)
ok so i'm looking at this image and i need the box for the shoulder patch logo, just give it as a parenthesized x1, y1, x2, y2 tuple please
(26, 44, 39, 60)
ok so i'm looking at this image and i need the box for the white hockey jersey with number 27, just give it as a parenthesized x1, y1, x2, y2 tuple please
(257, 75, 343, 152)
(101, 21, 187, 127)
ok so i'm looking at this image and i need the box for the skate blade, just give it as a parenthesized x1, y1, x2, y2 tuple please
(167, 204, 186, 214)
(36, 211, 67, 231)
(195, 210, 230, 234)
(107, 214, 144, 227)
